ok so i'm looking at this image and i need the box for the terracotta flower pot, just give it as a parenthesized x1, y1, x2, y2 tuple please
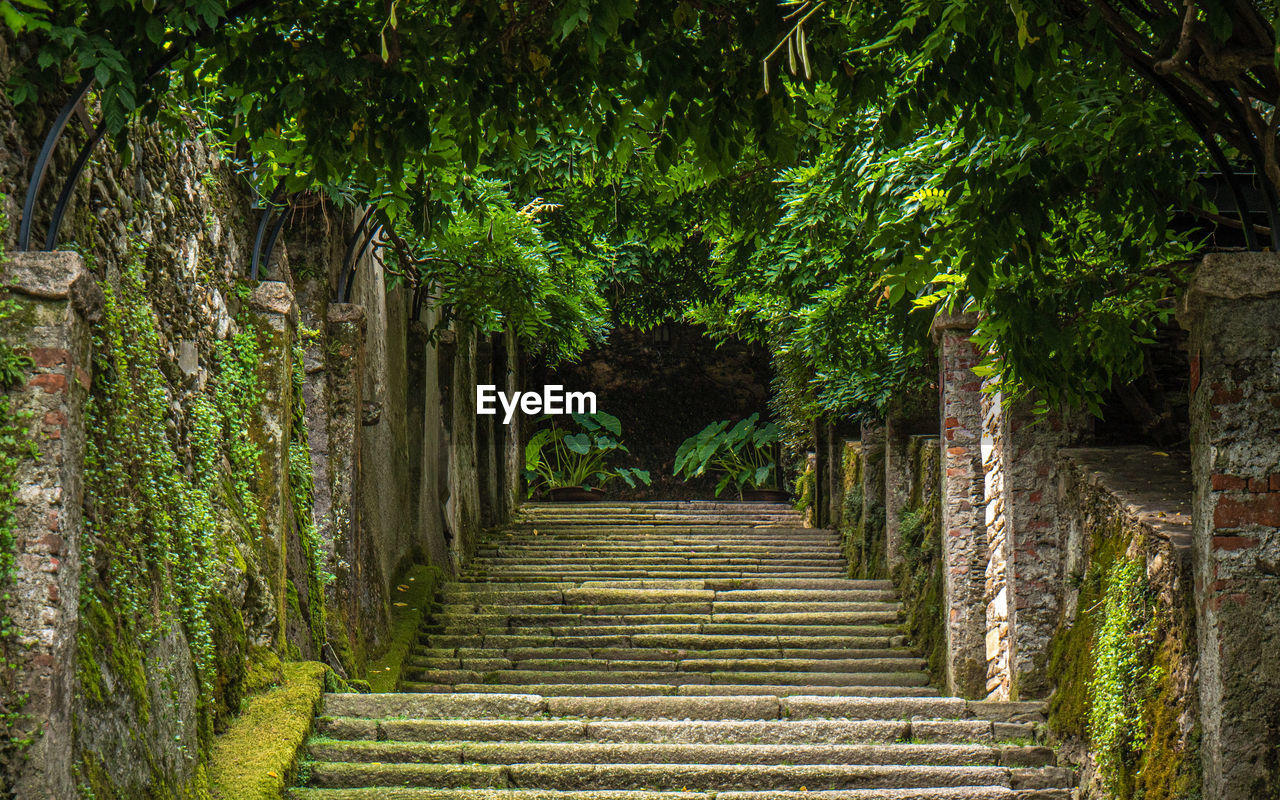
(741, 489, 790, 502)
(548, 486, 607, 502)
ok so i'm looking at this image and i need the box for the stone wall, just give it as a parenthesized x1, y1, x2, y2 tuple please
(1045, 447, 1198, 799)
(0, 82, 515, 797)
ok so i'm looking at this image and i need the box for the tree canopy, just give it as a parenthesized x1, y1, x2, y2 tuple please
(6, 0, 1277, 426)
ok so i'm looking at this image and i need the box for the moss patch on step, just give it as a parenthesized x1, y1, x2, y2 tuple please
(367, 564, 443, 692)
(207, 661, 326, 800)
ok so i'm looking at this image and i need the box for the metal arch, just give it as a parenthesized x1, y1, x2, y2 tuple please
(18, 75, 94, 251)
(1129, 60, 1263, 251)
(18, 0, 272, 252)
(44, 118, 109, 252)
(250, 180, 288, 281)
(340, 218, 385, 303)
(334, 207, 376, 303)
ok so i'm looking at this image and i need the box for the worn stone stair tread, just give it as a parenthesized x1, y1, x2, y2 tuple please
(304, 761, 1031, 790)
(399, 684, 940, 698)
(289, 789, 1059, 800)
(314, 717, 1033, 744)
(304, 740, 1057, 767)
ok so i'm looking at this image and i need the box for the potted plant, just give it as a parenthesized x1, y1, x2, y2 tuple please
(673, 413, 787, 501)
(524, 411, 651, 501)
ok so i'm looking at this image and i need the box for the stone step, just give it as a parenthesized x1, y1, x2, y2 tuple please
(303, 761, 1074, 791)
(405, 656, 926, 674)
(401, 668, 931, 688)
(315, 716, 1040, 745)
(454, 579, 894, 591)
(305, 741, 1056, 768)
(421, 633, 910, 651)
(431, 611, 903, 627)
(409, 647, 917, 664)
(427, 625, 907, 640)
(322, 694, 1045, 722)
(397, 684, 941, 698)
(435, 604, 905, 619)
(291, 788, 1067, 800)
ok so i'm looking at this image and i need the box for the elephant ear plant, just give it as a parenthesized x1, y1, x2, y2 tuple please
(674, 413, 783, 499)
(524, 411, 651, 498)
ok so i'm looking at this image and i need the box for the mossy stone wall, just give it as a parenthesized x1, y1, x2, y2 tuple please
(1047, 448, 1199, 799)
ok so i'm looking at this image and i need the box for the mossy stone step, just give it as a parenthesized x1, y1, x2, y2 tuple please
(303, 761, 1055, 791)
(407, 646, 916, 663)
(290, 788, 1063, 800)
(305, 740, 1055, 768)
(313, 717, 1038, 745)
(399, 684, 940, 698)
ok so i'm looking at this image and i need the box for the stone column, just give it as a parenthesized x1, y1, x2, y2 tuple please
(885, 414, 912, 571)
(324, 303, 367, 639)
(931, 311, 987, 698)
(243, 281, 298, 647)
(885, 395, 938, 572)
(1179, 252, 1280, 800)
(500, 331, 524, 516)
(860, 422, 887, 577)
(3, 252, 100, 800)
(1003, 398, 1088, 700)
(447, 327, 480, 564)
(980, 378, 1011, 700)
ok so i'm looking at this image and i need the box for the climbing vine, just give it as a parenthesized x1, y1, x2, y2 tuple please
(1089, 554, 1155, 792)
(288, 336, 330, 656)
(81, 242, 221, 725)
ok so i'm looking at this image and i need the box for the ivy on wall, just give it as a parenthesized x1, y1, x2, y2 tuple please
(1048, 526, 1199, 799)
(81, 243, 223, 734)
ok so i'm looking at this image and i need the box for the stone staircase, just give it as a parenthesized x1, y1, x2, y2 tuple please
(290, 502, 1074, 799)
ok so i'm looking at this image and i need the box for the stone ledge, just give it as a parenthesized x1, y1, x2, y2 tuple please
(1179, 251, 1280, 326)
(247, 280, 296, 317)
(929, 311, 980, 342)
(1059, 446, 1192, 550)
(4, 251, 104, 321)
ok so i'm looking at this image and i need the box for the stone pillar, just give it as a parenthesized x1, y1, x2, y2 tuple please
(447, 327, 480, 565)
(980, 378, 1011, 700)
(860, 422, 887, 577)
(885, 414, 912, 571)
(244, 281, 298, 647)
(3, 252, 100, 800)
(497, 330, 524, 517)
(1179, 252, 1280, 800)
(931, 311, 987, 698)
(323, 304, 367, 638)
(885, 395, 938, 572)
(1004, 398, 1088, 700)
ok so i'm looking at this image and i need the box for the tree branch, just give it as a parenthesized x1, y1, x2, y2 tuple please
(1153, 0, 1197, 75)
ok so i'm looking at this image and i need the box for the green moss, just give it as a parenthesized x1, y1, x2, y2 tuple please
(892, 498, 945, 691)
(208, 595, 248, 731)
(1046, 517, 1200, 799)
(207, 661, 326, 800)
(243, 648, 285, 697)
(367, 564, 443, 692)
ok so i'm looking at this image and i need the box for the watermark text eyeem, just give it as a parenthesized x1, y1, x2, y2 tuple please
(476, 385, 597, 424)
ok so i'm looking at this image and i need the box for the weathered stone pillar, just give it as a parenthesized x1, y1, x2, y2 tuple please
(885, 414, 912, 571)
(447, 327, 480, 565)
(2, 252, 100, 800)
(885, 395, 938, 572)
(499, 331, 524, 516)
(931, 311, 987, 698)
(979, 378, 1010, 700)
(1179, 252, 1280, 800)
(1004, 399, 1088, 700)
(324, 304, 367, 637)
(475, 335, 498, 527)
(244, 281, 298, 646)
(860, 422, 887, 577)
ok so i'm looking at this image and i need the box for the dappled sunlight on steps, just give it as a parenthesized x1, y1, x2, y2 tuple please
(290, 502, 1074, 799)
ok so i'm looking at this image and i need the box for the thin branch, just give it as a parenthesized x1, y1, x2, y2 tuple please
(1153, 0, 1198, 75)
